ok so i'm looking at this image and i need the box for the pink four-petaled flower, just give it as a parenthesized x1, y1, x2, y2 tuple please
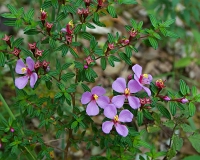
(132, 64, 152, 96)
(111, 77, 141, 109)
(81, 86, 109, 116)
(15, 57, 38, 89)
(102, 104, 133, 137)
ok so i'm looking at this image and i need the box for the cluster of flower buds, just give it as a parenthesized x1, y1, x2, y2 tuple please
(34, 60, 50, 74)
(139, 97, 151, 109)
(77, 8, 90, 22)
(61, 20, 74, 44)
(28, 43, 44, 58)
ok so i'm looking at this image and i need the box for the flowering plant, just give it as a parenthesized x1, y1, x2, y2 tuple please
(0, 0, 200, 160)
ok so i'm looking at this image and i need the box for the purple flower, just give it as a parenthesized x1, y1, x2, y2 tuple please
(15, 57, 38, 89)
(163, 96, 170, 101)
(111, 77, 141, 109)
(102, 104, 133, 137)
(132, 64, 153, 96)
(81, 86, 109, 116)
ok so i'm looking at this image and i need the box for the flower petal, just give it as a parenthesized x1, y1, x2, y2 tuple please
(102, 121, 114, 134)
(128, 96, 141, 109)
(115, 124, 128, 137)
(112, 78, 126, 93)
(119, 110, 133, 122)
(104, 104, 117, 119)
(26, 57, 35, 71)
(15, 76, 29, 89)
(142, 86, 151, 96)
(128, 80, 142, 93)
(91, 86, 106, 96)
(30, 73, 38, 88)
(81, 92, 92, 104)
(132, 64, 142, 78)
(111, 95, 126, 108)
(86, 101, 99, 116)
(96, 96, 110, 109)
(15, 59, 26, 74)
(61, 28, 67, 32)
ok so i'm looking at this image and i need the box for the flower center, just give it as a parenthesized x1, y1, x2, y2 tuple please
(113, 115, 119, 123)
(139, 74, 150, 85)
(21, 67, 27, 74)
(93, 94, 98, 100)
(124, 88, 130, 96)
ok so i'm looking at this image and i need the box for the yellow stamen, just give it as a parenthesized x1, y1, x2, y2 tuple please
(21, 67, 27, 73)
(68, 20, 74, 27)
(114, 115, 118, 122)
(124, 88, 130, 95)
(156, 79, 163, 85)
(93, 94, 98, 100)
(143, 74, 148, 78)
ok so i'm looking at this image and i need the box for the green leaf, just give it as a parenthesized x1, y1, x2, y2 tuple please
(108, 56, 115, 67)
(107, 5, 117, 18)
(166, 31, 179, 38)
(7, 4, 17, 15)
(74, 24, 82, 34)
(157, 104, 171, 119)
(108, 33, 114, 43)
(81, 83, 91, 92)
(64, 5, 76, 14)
(149, 15, 158, 27)
(118, 0, 137, 4)
(118, 52, 132, 65)
(24, 29, 40, 35)
(159, 28, 167, 36)
(181, 124, 194, 132)
(62, 45, 69, 57)
(71, 121, 78, 129)
(189, 102, 196, 117)
(183, 155, 200, 160)
(61, 72, 75, 81)
(3, 19, 16, 26)
(86, 23, 95, 29)
(143, 109, 153, 120)
(0, 52, 5, 67)
(174, 57, 192, 68)
(179, 79, 187, 95)
(62, 62, 72, 70)
(173, 135, 183, 151)
(69, 47, 79, 58)
(130, 19, 137, 29)
(51, 0, 58, 8)
(56, 12, 67, 21)
(148, 37, 158, 50)
(80, 32, 93, 41)
(192, 86, 197, 96)
(163, 19, 175, 27)
(41, 1, 52, 9)
(12, 38, 23, 48)
(1, 13, 16, 18)
(49, 38, 56, 48)
(137, 111, 143, 126)
(169, 102, 176, 116)
(125, 46, 132, 58)
(188, 133, 200, 153)
(100, 57, 107, 70)
(54, 92, 63, 99)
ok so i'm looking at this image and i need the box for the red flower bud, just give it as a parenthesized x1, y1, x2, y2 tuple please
(155, 79, 165, 89)
(11, 47, 21, 58)
(28, 42, 37, 53)
(46, 22, 53, 35)
(108, 43, 114, 50)
(2, 34, 12, 48)
(35, 48, 43, 57)
(85, 56, 93, 65)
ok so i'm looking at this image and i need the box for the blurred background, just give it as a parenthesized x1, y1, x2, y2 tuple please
(0, 0, 200, 159)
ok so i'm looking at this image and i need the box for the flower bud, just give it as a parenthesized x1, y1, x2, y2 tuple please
(163, 96, 170, 101)
(35, 48, 43, 57)
(121, 38, 129, 45)
(85, 56, 93, 65)
(40, 9, 47, 25)
(28, 42, 37, 53)
(155, 79, 165, 89)
(130, 29, 137, 37)
(108, 43, 114, 50)
(77, 8, 83, 15)
(127, 74, 133, 81)
(42, 60, 50, 71)
(11, 47, 21, 58)
(10, 127, 14, 133)
(2, 34, 12, 48)
(46, 22, 53, 35)
(84, 65, 88, 69)
(181, 98, 188, 104)
(34, 61, 41, 73)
